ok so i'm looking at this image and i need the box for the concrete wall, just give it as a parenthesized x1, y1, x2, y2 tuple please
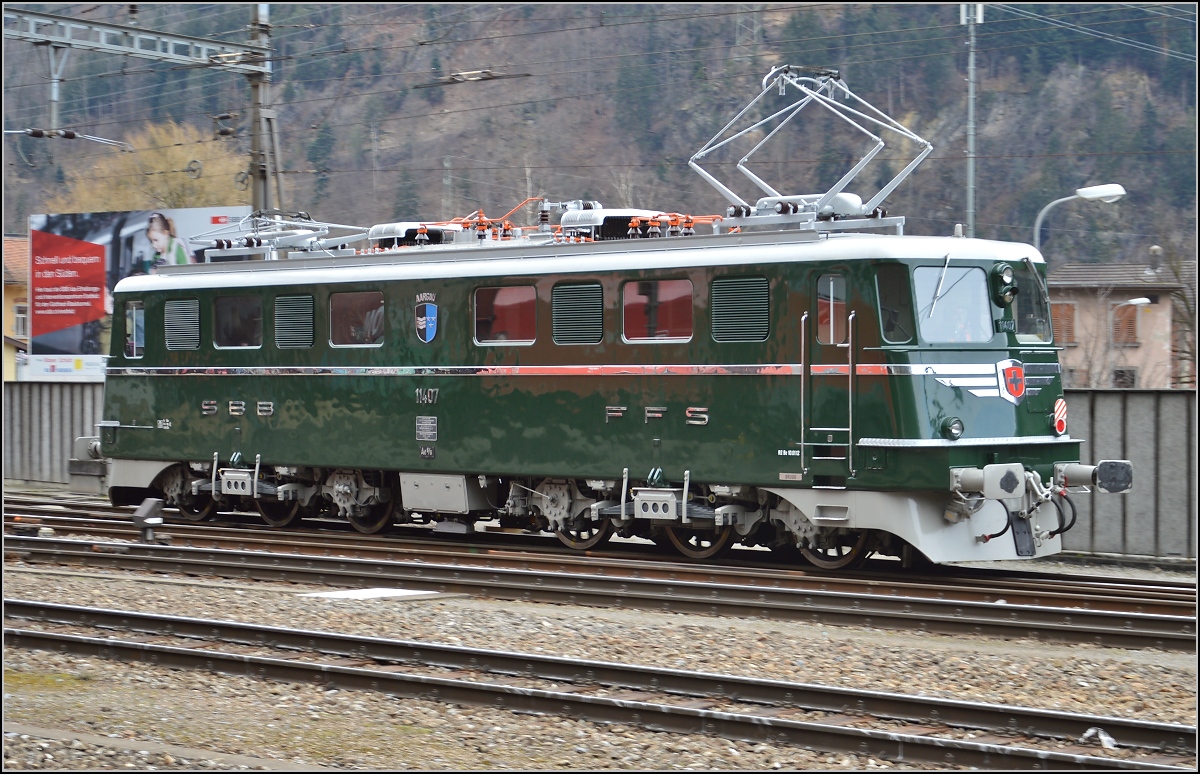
(3, 382, 1196, 561)
(4, 381, 104, 484)
(1062, 388, 1196, 560)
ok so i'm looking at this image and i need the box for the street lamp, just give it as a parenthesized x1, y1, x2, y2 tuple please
(1114, 297, 1151, 309)
(1033, 183, 1127, 253)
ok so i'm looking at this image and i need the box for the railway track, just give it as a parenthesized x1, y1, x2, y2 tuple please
(6, 501, 1195, 614)
(7, 491, 1195, 586)
(4, 529, 1194, 652)
(4, 599, 1194, 771)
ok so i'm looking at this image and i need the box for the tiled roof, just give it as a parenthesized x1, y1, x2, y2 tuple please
(1048, 261, 1194, 289)
(1049, 261, 1196, 309)
(3, 236, 29, 286)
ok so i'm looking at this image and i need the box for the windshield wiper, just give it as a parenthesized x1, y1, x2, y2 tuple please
(1022, 255, 1048, 300)
(927, 253, 951, 319)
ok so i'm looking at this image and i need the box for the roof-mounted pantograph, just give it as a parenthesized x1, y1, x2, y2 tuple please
(690, 65, 933, 235)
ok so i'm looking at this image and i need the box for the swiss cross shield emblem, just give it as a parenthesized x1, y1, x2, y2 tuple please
(996, 359, 1026, 405)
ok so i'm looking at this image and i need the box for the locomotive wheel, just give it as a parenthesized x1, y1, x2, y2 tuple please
(800, 530, 873, 570)
(556, 517, 614, 550)
(664, 523, 735, 560)
(175, 494, 215, 522)
(347, 497, 396, 535)
(254, 498, 302, 528)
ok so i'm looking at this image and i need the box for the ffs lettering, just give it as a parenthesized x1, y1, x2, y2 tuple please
(605, 406, 709, 426)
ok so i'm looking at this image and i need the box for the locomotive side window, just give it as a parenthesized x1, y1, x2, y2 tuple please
(913, 266, 992, 343)
(817, 274, 847, 344)
(164, 298, 200, 350)
(124, 301, 144, 359)
(275, 295, 314, 349)
(552, 283, 603, 345)
(1012, 263, 1052, 343)
(875, 265, 915, 344)
(330, 291, 385, 346)
(214, 295, 263, 349)
(475, 286, 536, 344)
(711, 277, 769, 342)
(623, 279, 692, 341)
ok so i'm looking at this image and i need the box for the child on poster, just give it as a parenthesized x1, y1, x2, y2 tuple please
(146, 212, 193, 271)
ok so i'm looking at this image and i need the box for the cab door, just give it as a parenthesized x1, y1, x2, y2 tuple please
(805, 272, 855, 484)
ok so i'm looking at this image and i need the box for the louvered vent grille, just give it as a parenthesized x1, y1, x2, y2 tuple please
(164, 299, 200, 350)
(274, 295, 314, 349)
(711, 277, 769, 342)
(552, 283, 604, 344)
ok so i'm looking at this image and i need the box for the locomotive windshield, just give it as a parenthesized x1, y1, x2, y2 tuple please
(913, 266, 992, 343)
(1012, 261, 1052, 343)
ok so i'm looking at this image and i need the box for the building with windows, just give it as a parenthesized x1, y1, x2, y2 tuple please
(3, 235, 30, 381)
(1048, 260, 1197, 389)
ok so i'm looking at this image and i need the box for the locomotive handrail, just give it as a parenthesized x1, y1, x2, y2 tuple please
(847, 310, 856, 478)
(620, 467, 628, 521)
(799, 311, 808, 480)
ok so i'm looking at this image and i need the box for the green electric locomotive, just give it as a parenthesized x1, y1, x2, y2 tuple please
(86, 67, 1132, 569)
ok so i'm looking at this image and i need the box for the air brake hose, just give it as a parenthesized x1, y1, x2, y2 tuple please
(1048, 490, 1077, 538)
(978, 508, 1013, 543)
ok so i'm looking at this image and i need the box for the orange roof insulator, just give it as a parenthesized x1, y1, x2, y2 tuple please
(627, 218, 642, 238)
(729, 226, 741, 233)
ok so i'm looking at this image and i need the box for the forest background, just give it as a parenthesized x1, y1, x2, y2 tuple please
(3, 3, 1195, 270)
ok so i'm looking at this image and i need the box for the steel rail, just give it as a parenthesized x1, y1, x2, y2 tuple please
(9, 493, 1196, 579)
(3, 627, 1190, 771)
(6, 496, 1195, 594)
(6, 510, 1195, 615)
(6, 599, 1193, 754)
(5, 537, 1194, 652)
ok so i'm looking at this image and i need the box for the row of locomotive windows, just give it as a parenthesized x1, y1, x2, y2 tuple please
(121, 276, 788, 357)
(120, 267, 958, 357)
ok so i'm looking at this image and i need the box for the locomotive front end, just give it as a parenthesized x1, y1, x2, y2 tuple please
(877, 243, 1133, 563)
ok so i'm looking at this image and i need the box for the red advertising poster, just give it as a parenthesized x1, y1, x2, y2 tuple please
(30, 230, 107, 338)
(22, 206, 251, 381)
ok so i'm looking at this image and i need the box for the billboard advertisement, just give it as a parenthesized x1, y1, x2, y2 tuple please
(26, 206, 251, 381)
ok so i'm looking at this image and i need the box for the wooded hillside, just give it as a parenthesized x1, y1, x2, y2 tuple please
(4, 3, 1195, 269)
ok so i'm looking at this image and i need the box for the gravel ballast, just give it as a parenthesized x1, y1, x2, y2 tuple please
(3, 562, 1195, 770)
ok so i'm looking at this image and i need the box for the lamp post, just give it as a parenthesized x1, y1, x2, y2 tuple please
(1033, 183, 1126, 253)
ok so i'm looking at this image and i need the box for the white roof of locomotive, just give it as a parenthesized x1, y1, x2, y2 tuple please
(115, 231, 1044, 294)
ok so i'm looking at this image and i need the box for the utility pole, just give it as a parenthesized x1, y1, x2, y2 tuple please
(38, 43, 70, 132)
(734, 4, 763, 70)
(248, 3, 284, 214)
(371, 124, 379, 198)
(961, 4, 983, 238)
(4, 8, 274, 200)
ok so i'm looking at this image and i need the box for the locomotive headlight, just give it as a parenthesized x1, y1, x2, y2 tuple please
(991, 263, 1019, 307)
(941, 417, 965, 440)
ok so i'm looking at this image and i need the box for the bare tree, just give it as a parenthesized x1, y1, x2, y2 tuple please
(1149, 245, 1197, 388)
